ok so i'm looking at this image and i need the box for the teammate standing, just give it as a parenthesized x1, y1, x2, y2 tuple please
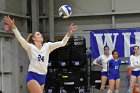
(92, 46, 112, 93)
(128, 45, 140, 93)
(107, 50, 121, 93)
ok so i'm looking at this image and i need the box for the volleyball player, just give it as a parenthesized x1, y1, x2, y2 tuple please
(5, 16, 78, 93)
(128, 45, 140, 93)
(92, 46, 112, 93)
(107, 50, 121, 93)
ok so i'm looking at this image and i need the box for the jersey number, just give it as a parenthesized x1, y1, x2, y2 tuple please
(38, 55, 44, 62)
(115, 66, 119, 70)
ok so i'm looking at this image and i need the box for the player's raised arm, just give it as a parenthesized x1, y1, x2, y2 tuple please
(48, 23, 78, 53)
(5, 16, 30, 51)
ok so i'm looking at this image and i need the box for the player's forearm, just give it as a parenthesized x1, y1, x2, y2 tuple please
(92, 63, 103, 68)
(96, 64, 103, 67)
(134, 65, 140, 68)
(128, 65, 140, 68)
(59, 34, 70, 46)
(49, 34, 70, 53)
(12, 28, 30, 51)
(66, 29, 72, 37)
(12, 28, 22, 39)
(11, 24, 16, 29)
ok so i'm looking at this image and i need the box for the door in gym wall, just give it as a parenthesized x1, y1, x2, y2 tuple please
(0, 37, 13, 93)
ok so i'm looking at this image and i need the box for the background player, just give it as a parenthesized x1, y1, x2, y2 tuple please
(107, 50, 121, 93)
(128, 45, 140, 93)
(92, 46, 112, 93)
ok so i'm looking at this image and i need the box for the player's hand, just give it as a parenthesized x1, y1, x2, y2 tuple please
(67, 23, 78, 37)
(100, 66, 103, 69)
(128, 65, 134, 68)
(135, 65, 140, 68)
(5, 16, 16, 29)
(101, 66, 104, 69)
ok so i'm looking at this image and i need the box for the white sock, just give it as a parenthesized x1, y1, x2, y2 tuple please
(115, 89, 119, 93)
(107, 90, 112, 93)
(128, 87, 133, 93)
(100, 85, 105, 90)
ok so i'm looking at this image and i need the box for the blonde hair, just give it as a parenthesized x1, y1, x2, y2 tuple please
(26, 32, 36, 44)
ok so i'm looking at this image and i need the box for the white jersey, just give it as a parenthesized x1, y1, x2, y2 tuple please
(12, 28, 70, 75)
(130, 55, 140, 71)
(92, 55, 112, 72)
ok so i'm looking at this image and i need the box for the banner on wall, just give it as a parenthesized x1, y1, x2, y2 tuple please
(90, 29, 140, 58)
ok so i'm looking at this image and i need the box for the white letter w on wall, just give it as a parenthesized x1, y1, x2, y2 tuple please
(94, 33, 118, 55)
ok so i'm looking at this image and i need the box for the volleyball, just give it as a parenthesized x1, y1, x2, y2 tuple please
(58, 5, 72, 18)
